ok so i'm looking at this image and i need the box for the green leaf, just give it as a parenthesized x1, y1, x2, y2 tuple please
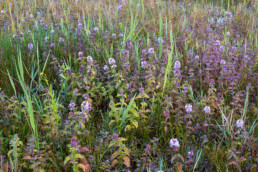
(64, 156, 71, 164)
(75, 154, 84, 159)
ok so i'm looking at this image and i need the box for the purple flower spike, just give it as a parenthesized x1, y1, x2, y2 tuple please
(28, 43, 33, 51)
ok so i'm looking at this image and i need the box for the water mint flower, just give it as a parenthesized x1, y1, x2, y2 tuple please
(59, 37, 64, 42)
(87, 56, 93, 63)
(188, 151, 194, 157)
(236, 119, 244, 128)
(158, 37, 164, 44)
(45, 37, 49, 42)
(148, 48, 154, 54)
(28, 43, 33, 51)
(111, 64, 117, 69)
(195, 55, 199, 60)
(81, 101, 90, 112)
(113, 133, 118, 140)
(220, 60, 226, 65)
(170, 138, 180, 148)
(174, 61, 181, 69)
(108, 58, 116, 65)
(69, 102, 76, 111)
(103, 65, 109, 71)
(204, 106, 211, 114)
(141, 61, 147, 69)
(93, 27, 99, 32)
(227, 32, 230, 36)
(185, 104, 192, 113)
(112, 33, 116, 38)
(50, 29, 55, 34)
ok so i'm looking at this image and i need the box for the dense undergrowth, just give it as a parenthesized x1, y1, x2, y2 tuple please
(0, 0, 257, 171)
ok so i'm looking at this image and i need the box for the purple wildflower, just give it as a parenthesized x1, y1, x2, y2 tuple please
(185, 104, 192, 113)
(174, 61, 181, 69)
(108, 58, 116, 65)
(93, 27, 99, 32)
(220, 60, 226, 65)
(148, 48, 154, 54)
(141, 61, 148, 69)
(170, 138, 180, 148)
(111, 64, 117, 69)
(113, 133, 118, 140)
(236, 119, 244, 128)
(81, 101, 90, 112)
(59, 37, 64, 42)
(69, 102, 76, 111)
(112, 33, 116, 38)
(204, 106, 211, 114)
(87, 56, 93, 63)
(28, 43, 33, 51)
(103, 65, 109, 71)
(188, 151, 194, 158)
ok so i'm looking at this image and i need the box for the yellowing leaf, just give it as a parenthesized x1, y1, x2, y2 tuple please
(111, 151, 119, 160)
(132, 121, 138, 128)
(123, 156, 130, 168)
(64, 156, 71, 164)
(111, 159, 118, 168)
(75, 154, 84, 159)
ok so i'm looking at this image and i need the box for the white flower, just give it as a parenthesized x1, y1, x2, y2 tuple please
(170, 138, 180, 148)
(111, 64, 117, 69)
(87, 56, 93, 63)
(81, 101, 90, 112)
(108, 58, 116, 65)
(185, 104, 192, 113)
(236, 119, 244, 128)
(204, 106, 211, 114)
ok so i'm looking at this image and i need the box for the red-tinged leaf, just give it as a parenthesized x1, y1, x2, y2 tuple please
(145, 109, 152, 112)
(80, 147, 89, 152)
(23, 156, 31, 160)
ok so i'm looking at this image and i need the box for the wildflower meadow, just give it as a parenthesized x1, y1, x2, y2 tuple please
(0, 0, 257, 171)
